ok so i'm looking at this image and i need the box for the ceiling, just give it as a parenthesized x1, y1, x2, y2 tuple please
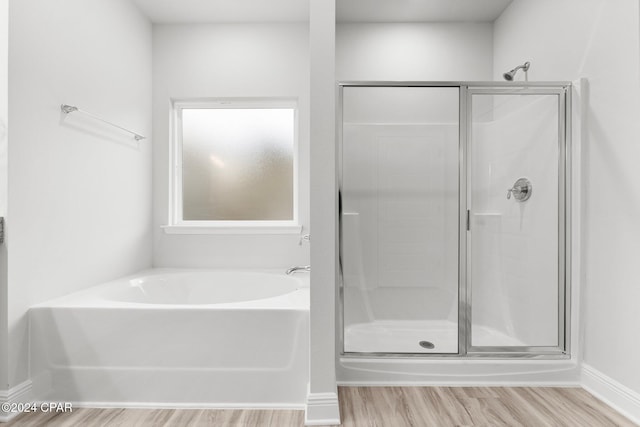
(338, 0, 513, 23)
(132, 0, 513, 24)
(133, 0, 309, 23)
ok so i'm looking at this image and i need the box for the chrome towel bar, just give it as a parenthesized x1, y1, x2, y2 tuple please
(61, 104, 146, 141)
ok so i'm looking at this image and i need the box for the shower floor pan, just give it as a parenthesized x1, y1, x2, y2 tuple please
(344, 320, 523, 354)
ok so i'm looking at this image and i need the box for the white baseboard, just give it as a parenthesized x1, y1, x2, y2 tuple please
(304, 390, 340, 426)
(0, 380, 33, 423)
(582, 364, 640, 425)
(65, 401, 305, 410)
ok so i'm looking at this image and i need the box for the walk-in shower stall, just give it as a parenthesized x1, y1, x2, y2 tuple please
(339, 82, 571, 358)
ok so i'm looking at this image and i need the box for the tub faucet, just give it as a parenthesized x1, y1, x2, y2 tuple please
(286, 265, 310, 275)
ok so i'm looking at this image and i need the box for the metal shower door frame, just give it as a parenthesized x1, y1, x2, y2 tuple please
(337, 81, 572, 359)
(463, 84, 572, 357)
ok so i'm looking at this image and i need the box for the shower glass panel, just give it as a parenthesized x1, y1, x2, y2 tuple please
(341, 86, 459, 354)
(468, 89, 565, 351)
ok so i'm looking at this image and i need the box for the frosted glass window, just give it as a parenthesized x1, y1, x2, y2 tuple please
(180, 107, 294, 221)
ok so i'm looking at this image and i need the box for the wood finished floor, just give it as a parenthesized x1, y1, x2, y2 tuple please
(6, 387, 637, 426)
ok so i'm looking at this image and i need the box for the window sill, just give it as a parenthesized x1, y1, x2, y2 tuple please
(161, 224, 303, 235)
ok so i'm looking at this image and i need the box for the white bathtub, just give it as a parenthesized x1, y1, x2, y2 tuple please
(29, 269, 309, 408)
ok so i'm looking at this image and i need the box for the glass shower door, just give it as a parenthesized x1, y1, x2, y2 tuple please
(467, 87, 568, 353)
(341, 86, 460, 354)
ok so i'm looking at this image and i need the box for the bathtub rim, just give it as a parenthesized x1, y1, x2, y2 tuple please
(30, 268, 310, 310)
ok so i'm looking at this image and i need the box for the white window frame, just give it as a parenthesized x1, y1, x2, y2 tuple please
(163, 98, 301, 235)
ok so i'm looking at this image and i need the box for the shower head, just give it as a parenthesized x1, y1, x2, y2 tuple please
(502, 70, 515, 81)
(503, 61, 531, 81)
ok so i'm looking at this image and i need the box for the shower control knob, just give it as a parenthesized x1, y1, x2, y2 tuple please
(507, 178, 532, 202)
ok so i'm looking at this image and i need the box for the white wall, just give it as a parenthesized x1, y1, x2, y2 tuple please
(337, 23, 494, 81)
(6, 0, 153, 388)
(0, 0, 7, 390)
(495, 0, 640, 394)
(152, 24, 310, 269)
(0, 0, 5, 219)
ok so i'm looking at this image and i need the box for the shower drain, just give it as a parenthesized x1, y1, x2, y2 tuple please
(419, 341, 435, 349)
